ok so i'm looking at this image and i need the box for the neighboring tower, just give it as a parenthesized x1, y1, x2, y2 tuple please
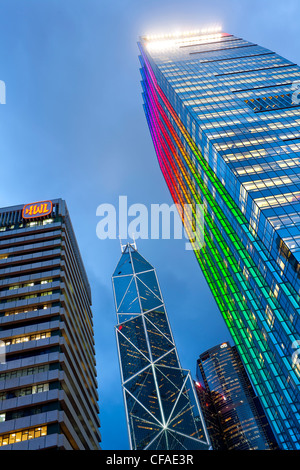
(112, 242, 210, 450)
(138, 28, 300, 449)
(193, 379, 226, 450)
(196, 342, 278, 450)
(0, 199, 101, 450)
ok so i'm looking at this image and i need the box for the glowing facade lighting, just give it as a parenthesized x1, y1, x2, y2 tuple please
(145, 25, 222, 42)
(146, 30, 223, 52)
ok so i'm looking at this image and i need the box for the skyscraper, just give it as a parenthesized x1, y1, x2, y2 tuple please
(112, 242, 210, 450)
(0, 199, 101, 450)
(196, 342, 278, 450)
(139, 28, 300, 449)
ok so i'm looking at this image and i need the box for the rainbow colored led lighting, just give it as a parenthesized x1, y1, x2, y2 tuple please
(139, 42, 300, 448)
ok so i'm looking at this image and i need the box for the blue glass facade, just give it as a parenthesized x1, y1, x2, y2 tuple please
(112, 243, 210, 450)
(196, 342, 278, 450)
(139, 29, 300, 449)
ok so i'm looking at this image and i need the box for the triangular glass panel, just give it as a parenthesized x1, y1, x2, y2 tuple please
(167, 385, 191, 430)
(144, 308, 172, 341)
(113, 252, 133, 277)
(145, 318, 175, 361)
(146, 430, 167, 450)
(118, 315, 150, 359)
(154, 365, 187, 423)
(130, 416, 163, 451)
(136, 271, 162, 300)
(166, 430, 187, 450)
(137, 278, 163, 312)
(117, 330, 150, 381)
(125, 367, 162, 423)
(118, 314, 140, 324)
(168, 376, 205, 440)
(131, 250, 153, 274)
(118, 278, 141, 314)
(125, 394, 163, 450)
(167, 430, 209, 450)
(113, 275, 133, 310)
(177, 376, 207, 440)
(154, 348, 180, 368)
(125, 386, 156, 424)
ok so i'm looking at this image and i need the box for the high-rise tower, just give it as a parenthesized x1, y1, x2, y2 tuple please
(139, 28, 300, 449)
(0, 199, 101, 450)
(196, 342, 278, 450)
(112, 242, 210, 450)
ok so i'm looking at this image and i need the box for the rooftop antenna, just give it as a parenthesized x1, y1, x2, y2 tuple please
(131, 233, 137, 251)
(119, 235, 127, 253)
(118, 234, 137, 253)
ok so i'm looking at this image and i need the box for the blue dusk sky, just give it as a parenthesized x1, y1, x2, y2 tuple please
(0, 0, 300, 450)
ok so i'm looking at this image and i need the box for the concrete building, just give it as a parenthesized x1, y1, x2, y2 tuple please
(0, 199, 101, 449)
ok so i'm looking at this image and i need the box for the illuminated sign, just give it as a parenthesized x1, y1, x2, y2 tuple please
(22, 201, 53, 219)
(220, 343, 228, 349)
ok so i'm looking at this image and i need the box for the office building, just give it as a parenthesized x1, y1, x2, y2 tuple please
(0, 199, 101, 449)
(193, 379, 225, 450)
(139, 28, 300, 449)
(112, 242, 210, 450)
(196, 342, 278, 450)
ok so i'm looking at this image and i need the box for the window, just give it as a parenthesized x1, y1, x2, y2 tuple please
(4, 331, 51, 346)
(245, 92, 299, 112)
(19, 383, 49, 397)
(41, 279, 53, 285)
(0, 364, 50, 381)
(0, 426, 47, 446)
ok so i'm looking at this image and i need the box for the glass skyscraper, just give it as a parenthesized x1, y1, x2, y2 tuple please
(196, 342, 278, 450)
(112, 242, 210, 450)
(0, 199, 101, 449)
(139, 28, 300, 449)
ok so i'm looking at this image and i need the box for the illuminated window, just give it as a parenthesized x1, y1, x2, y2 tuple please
(43, 219, 54, 225)
(0, 426, 47, 447)
(266, 305, 275, 329)
(244, 176, 294, 192)
(5, 331, 51, 346)
(19, 383, 49, 397)
(245, 92, 299, 113)
(255, 191, 300, 209)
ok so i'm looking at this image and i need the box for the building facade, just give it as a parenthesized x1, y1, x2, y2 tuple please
(112, 242, 210, 450)
(0, 199, 101, 450)
(139, 28, 300, 449)
(196, 342, 278, 450)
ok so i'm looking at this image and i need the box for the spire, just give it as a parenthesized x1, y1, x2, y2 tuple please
(119, 234, 137, 253)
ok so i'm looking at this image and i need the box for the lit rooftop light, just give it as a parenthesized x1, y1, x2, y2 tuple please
(145, 25, 222, 42)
